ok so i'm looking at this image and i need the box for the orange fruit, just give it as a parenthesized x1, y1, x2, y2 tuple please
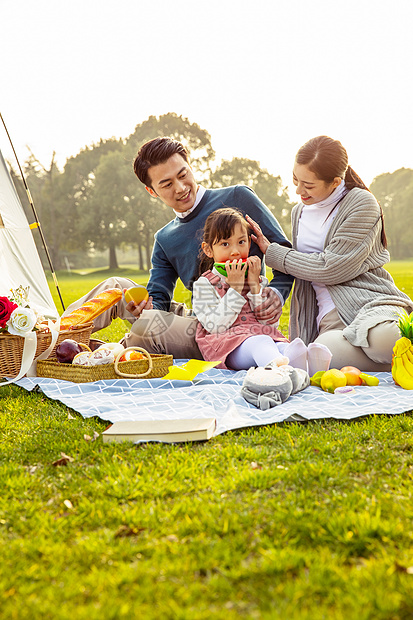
(339, 366, 362, 386)
(124, 286, 149, 305)
(342, 371, 363, 386)
(320, 369, 347, 393)
(340, 366, 361, 375)
(119, 350, 145, 362)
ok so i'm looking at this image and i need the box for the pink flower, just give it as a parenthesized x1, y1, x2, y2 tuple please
(0, 296, 18, 329)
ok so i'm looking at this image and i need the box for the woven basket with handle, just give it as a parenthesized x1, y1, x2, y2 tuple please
(0, 322, 94, 378)
(36, 347, 173, 383)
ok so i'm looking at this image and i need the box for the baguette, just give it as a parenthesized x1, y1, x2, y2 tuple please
(60, 288, 123, 330)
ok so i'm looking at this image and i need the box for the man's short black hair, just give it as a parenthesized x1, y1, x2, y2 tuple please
(133, 137, 189, 188)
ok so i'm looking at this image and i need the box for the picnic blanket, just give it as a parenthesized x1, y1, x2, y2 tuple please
(13, 364, 413, 438)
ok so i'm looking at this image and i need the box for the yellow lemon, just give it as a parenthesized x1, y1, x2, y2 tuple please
(124, 286, 149, 305)
(320, 369, 347, 393)
(310, 370, 326, 387)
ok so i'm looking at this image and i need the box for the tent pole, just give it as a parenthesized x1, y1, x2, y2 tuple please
(0, 112, 66, 312)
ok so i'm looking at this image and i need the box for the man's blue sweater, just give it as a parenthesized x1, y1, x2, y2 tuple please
(148, 185, 293, 311)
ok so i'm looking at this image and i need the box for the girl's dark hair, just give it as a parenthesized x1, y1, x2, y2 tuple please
(198, 207, 251, 276)
(296, 135, 387, 248)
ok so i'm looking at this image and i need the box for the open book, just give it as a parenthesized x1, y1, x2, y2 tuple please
(102, 418, 216, 444)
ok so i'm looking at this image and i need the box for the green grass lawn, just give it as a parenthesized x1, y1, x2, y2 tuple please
(0, 262, 413, 619)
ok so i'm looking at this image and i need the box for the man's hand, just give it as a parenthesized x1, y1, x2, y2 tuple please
(124, 289, 153, 318)
(253, 287, 282, 324)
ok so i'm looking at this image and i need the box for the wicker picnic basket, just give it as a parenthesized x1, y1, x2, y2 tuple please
(36, 346, 173, 383)
(0, 322, 94, 378)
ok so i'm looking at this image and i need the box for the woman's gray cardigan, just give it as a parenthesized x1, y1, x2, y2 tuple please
(266, 188, 413, 347)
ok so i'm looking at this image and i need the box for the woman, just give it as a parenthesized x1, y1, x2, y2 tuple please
(247, 135, 413, 371)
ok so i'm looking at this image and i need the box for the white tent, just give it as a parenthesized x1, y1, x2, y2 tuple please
(0, 148, 59, 320)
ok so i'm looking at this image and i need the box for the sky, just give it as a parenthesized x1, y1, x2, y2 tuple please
(1, 0, 413, 198)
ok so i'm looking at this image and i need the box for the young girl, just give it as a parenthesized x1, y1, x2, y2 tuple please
(192, 207, 332, 372)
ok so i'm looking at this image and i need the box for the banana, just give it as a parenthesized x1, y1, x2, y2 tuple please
(392, 355, 413, 390)
(394, 337, 412, 357)
(403, 345, 413, 367)
(392, 355, 399, 385)
(392, 337, 413, 389)
(401, 348, 413, 373)
(400, 355, 413, 389)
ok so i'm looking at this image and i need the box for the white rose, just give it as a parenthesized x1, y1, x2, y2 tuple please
(7, 307, 37, 337)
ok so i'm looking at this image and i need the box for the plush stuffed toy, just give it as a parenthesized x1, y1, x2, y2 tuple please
(241, 365, 310, 410)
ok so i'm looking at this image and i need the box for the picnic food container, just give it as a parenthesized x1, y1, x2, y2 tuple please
(36, 346, 173, 383)
(0, 322, 94, 378)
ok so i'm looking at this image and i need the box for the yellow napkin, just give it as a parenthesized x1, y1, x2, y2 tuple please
(163, 359, 220, 381)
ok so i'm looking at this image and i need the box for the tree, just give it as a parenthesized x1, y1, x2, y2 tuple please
(210, 158, 292, 237)
(126, 113, 215, 185)
(123, 176, 171, 272)
(79, 150, 136, 269)
(370, 168, 413, 259)
(60, 138, 124, 228)
(9, 153, 70, 271)
(26, 152, 70, 271)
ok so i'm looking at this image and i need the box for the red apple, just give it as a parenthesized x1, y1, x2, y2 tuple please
(56, 339, 83, 364)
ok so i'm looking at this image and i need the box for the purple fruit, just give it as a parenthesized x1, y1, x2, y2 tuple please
(56, 339, 83, 364)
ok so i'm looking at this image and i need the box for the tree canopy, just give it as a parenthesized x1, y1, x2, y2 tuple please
(12, 113, 294, 270)
(12, 114, 412, 273)
(210, 157, 292, 237)
(370, 168, 413, 259)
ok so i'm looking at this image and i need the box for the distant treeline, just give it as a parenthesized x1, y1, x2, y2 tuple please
(370, 169, 413, 260)
(10, 113, 412, 270)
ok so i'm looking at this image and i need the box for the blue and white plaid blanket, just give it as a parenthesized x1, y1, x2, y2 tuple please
(14, 364, 413, 437)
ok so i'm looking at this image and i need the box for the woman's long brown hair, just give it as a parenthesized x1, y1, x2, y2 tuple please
(296, 136, 387, 247)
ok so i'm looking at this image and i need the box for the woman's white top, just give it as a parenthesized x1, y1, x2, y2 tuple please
(296, 180, 347, 327)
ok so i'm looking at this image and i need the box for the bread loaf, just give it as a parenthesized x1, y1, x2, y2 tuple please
(60, 289, 123, 330)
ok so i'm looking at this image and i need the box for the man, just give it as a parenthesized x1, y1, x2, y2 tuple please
(63, 137, 293, 359)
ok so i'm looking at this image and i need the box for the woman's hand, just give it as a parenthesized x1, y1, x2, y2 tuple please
(246, 215, 271, 254)
(124, 289, 153, 318)
(225, 259, 248, 294)
(247, 255, 261, 294)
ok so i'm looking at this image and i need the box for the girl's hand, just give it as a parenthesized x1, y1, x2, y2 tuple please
(247, 256, 261, 294)
(225, 259, 247, 293)
(246, 215, 271, 254)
